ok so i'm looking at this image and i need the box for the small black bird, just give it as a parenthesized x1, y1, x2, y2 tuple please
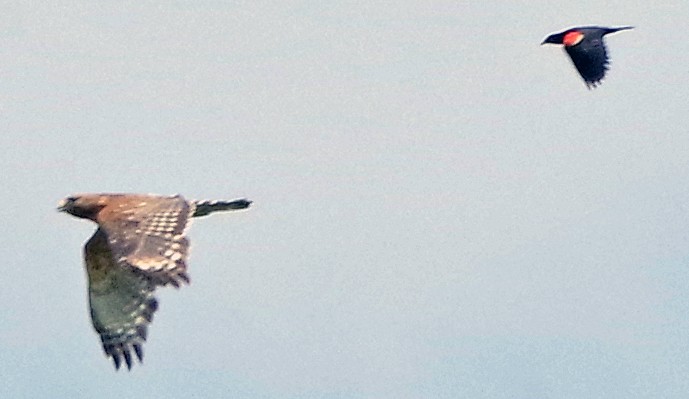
(541, 26, 633, 88)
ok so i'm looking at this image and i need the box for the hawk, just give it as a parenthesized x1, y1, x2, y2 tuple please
(58, 193, 251, 370)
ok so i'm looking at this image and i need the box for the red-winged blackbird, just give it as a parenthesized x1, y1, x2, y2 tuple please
(542, 26, 633, 88)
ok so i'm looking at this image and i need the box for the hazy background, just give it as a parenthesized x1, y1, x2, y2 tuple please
(2, 2, 689, 398)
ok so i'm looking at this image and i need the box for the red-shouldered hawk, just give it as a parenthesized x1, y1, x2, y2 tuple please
(58, 193, 251, 370)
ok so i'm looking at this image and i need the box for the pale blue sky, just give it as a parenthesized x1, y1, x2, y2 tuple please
(2, 2, 689, 398)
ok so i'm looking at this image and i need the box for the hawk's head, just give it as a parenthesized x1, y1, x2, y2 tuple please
(58, 195, 106, 221)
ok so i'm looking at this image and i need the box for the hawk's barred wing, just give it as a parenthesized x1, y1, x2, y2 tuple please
(85, 229, 158, 370)
(98, 195, 194, 287)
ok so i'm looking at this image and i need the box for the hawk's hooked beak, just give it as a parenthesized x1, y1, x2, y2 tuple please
(57, 198, 73, 212)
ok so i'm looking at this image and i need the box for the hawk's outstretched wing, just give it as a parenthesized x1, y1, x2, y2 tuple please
(84, 229, 158, 370)
(97, 195, 195, 287)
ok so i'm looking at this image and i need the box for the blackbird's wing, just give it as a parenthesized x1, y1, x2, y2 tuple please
(565, 36, 610, 88)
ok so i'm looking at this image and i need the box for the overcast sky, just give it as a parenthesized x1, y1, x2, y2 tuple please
(2, 2, 689, 398)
